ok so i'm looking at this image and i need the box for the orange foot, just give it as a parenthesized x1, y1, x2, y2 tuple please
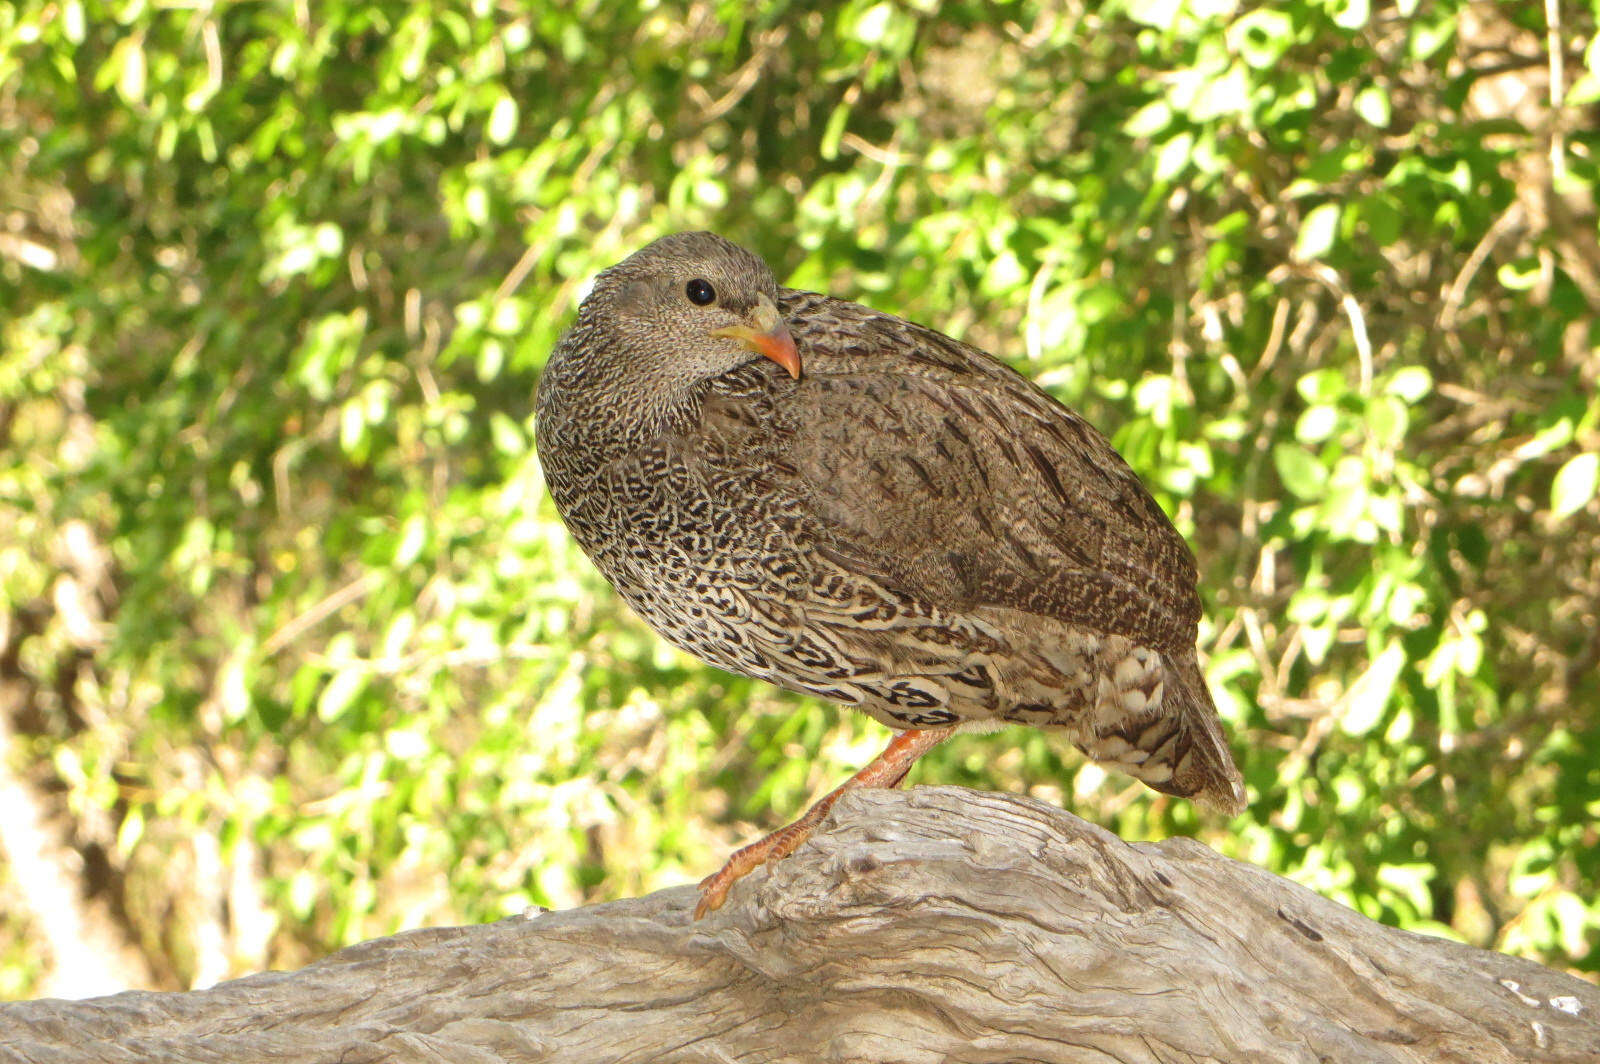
(693, 723, 957, 919)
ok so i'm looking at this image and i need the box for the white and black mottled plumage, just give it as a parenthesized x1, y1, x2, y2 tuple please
(536, 231, 1245, 814)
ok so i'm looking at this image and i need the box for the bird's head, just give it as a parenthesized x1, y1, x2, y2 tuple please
(542, 233, 801, 422)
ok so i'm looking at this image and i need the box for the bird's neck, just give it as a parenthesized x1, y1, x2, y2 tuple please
(536, 344, 701, 466)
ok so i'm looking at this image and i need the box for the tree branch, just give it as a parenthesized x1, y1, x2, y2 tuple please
(2, 786, 1596, 1063)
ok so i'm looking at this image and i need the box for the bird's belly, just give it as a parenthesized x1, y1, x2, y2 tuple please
(555, 463, 947, 721)
(554, 461, 1121, 735)
(556, 463, 793, 660)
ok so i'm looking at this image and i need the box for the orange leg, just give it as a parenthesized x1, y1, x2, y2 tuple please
(694, 723, 957, 919)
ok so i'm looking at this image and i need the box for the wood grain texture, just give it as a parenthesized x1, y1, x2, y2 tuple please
(3, 786, 1596, 1063)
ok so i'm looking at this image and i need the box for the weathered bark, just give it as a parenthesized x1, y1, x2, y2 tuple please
(1, 786, 1596, 1063)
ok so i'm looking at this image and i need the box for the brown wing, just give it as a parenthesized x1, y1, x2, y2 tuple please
(778, 289, 1202, 656)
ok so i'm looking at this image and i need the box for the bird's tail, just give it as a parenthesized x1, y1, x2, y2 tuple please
(1151, 653, 1246, 814)
(1078, 650, 1246, 815)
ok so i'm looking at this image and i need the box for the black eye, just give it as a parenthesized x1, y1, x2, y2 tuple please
(685, 278, 716, 305)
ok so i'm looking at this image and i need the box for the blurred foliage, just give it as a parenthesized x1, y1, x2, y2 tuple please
(2, 0, 1598, 994)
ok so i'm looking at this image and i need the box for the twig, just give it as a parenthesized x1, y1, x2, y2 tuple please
(260, 571, 378, 657)
(1544, 0, 1567, 184)
(1440, 202, 1524, 330)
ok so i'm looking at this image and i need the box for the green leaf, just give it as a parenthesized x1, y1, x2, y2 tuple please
(1126, 0, 1185, 29)
(1409, 15, 1454, 59)
(317, 669, 367, 724)
(1385, 366, 1432, 403)
(1294, 202, 1341, 261)
(1353, 85, 1390, 128)
(1155, 132, 1194, 181)
(1274, 442, 1329, 499)
(1297, 368, 1348, 404)
(1341, 640, 1404, 736)
(1331, 0, 1371, 31)
(1551, 452, 1599, 521)
(820, 101, 850, 161)
(393, 514, 429, 567)
(853, 3, 892, 44)
(487, 93, 518, 146)
(1125, 100, 1173, 138)
(1498, 256, 1542, 291)
(1296, 404, 1339, 443)
(111, 36, 146, 105)
(1366, 396, 1409, 447)
(1376, 861, 1434, 916)
(1228, 11, 1294, 69)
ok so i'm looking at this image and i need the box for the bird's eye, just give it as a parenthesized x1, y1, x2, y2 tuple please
(685, 278, 716, 306)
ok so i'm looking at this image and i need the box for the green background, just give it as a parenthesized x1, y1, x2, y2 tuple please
(3, 0, 1598, 995)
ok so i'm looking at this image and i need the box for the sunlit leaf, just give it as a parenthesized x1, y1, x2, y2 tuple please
(1294, 202, 1341, 261)
(1274, 443, 1328, 498)
(1551, 452, 1599, 521)
(487, 93, 518, 146)
(1340, 640, 1404, 736)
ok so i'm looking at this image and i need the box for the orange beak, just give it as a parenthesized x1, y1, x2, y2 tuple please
(712, 294, 802, 379)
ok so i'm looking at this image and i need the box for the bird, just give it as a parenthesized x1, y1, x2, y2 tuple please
(535, 231, 1245, 918)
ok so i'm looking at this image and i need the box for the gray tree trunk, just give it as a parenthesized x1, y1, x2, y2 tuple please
(1, 786, 1596, 1063)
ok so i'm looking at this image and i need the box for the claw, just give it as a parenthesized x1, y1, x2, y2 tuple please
(694, 877, 731, 919)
